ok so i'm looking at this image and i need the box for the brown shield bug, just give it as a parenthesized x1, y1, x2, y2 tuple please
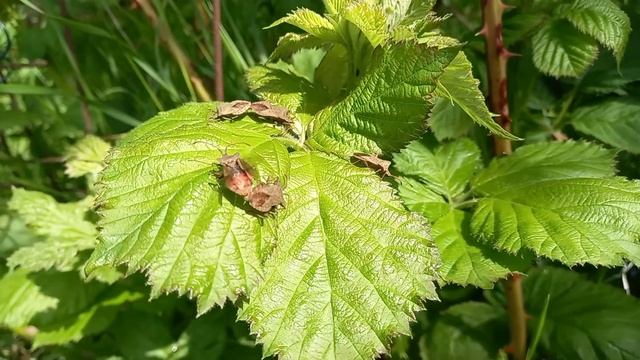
(247, 180, 284, 213)
(218, 153, 254, 197)
(351, 152, 392, 177)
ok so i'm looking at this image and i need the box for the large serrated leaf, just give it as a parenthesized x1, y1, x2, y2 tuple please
(524, 267, 640, 359)
(572, 100, 640, 154)
(532, 20, 598, 77)
(472, 141, 616, 195)
(308, 42, 458, 156)
(436, 52, 519, 140)
(240, 151, 439, 360)
(394, 138, 481, 201)
(471, 141, 640, 265)
(86, 103, 290, 313)
(432, 210, 522, 288)
(561, 0, 630, 63)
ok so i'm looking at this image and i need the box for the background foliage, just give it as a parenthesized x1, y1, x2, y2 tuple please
(1, 0, 640, 359)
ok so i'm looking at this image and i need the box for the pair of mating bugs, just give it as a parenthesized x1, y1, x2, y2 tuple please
(212, 100, 393, 213)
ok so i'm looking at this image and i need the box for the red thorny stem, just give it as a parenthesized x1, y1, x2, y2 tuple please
(480, 1, 527, 359)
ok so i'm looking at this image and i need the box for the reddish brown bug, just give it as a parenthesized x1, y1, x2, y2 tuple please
(247, 180, 284, 213)
(351, 152, 392, 177)
(218, 153, 254, 197)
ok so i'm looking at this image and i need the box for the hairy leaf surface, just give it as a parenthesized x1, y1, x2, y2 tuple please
(87, 103, 290, 312)
(241, 151, 439, 360)
(308, 42, 458, 156)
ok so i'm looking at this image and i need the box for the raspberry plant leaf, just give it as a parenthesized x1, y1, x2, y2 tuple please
(32, 290, 142, 348)
(7, 189, 96, 272)
(394, 139, 524, 287)
(471, 142, 640, 265)
(560, 0, 630, 64)
(269, 8, 341, 43)
(571, 100, 640, 154)
(64, 135, 111, 179)
(86, 103, 291, 313)
(435, 52, 520, 140)
(532, 20, 599, 78)
(420, 301, 506, 360)
(431, 209, 524, 288)
(524, 267, 640, 359)
(394, 138, 481, 201)
(308, 42, 459, 157)
(240, 151, 440, 360)
(0, 269, 59, 329)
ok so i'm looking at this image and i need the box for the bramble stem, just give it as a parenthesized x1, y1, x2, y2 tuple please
(481, 1, 527, 359)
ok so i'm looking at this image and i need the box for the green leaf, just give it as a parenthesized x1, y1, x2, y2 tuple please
(269, 8, 340, 43)
(8, 189, 96, 272)
(246, 65, 329, 117)
(269, 33, 328, 61)
(86, 103, 290, 313)
(7, 241, 81, 273)
(532, 20, 599, 77)
(33, 291, 142, 348)
(323, 0, 349, 14)
(343, 1, 387, 47)
(428, 97, 474, 141)
(524, 267, 640, 360)
(308, 42, 458, 156)
(432, 210, 522, 288)
(420, 302, 506, 360)
(472, 142, 640, 265)
(394, 138, 481, 201)
(397, 178, 449, 223)
(0, 269, 58, 329)
(561, 0, 631, 63)
(64, 135, 111, 178)
(241, 152, 440, 360)
(572, 100, 640, 154)
(436, 52, 519, 140)
(0, 215, 40, 258)
(472, 141, 616, 195)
